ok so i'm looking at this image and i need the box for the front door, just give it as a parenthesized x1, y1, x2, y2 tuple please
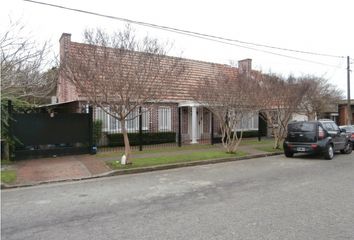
(188, 107, 203, 140)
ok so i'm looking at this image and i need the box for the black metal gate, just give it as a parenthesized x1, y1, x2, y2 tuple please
(8, 101, 93, 160)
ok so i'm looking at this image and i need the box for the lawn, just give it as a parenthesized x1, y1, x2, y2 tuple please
(96, 144, 214, 159)
(107, 150, 248, 169)
(1, 170, 17, 184)
(97, 138, 274, 159)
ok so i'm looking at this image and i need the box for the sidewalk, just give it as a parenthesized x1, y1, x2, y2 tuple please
(1, 141, 281, 188)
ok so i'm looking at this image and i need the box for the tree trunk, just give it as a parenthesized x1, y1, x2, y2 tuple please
(272, 127, 281, 149)
(273, 137, 281, 149)
(120, 119, 132, 164)
(231, 130, 243, 153)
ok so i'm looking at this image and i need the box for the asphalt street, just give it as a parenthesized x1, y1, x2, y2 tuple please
(2, 153, 354, 240)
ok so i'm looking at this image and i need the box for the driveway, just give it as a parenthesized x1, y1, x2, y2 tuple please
(2, 154, 354, 240)
(13, 155, 111, 185)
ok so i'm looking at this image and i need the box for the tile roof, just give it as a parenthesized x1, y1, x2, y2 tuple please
(60, 35, 257, 103)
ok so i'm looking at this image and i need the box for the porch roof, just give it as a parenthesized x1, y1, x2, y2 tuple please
(178, 101, 203, 107)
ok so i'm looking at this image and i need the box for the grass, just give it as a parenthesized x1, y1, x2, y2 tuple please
(96, 144, 215, 159)
(97, 138, 274, 159)
(1, 170, 17, 184)
(107, 150, 248, 169)
(1, 158, 13, 166)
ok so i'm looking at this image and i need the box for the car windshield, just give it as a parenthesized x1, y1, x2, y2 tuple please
(288, 122, 316, 132)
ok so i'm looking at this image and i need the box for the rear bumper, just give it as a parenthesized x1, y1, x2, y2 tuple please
(283, 141, 327, 154)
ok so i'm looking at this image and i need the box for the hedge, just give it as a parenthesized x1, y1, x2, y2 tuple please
(107, 132, 176, 147)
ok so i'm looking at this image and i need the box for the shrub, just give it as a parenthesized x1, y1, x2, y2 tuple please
(107, 132, 176, 147)
(93, 120, 102, 145)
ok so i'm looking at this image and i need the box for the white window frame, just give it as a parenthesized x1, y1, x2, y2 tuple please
(158, 107, 172, 131)
(232, 111, 259, 131)
(95, 107, 150, 133)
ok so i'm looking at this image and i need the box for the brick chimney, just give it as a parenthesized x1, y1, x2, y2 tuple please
(238, 58, 252, 76)
(59, 33, 71, 62)
(58, 33, 78, 103)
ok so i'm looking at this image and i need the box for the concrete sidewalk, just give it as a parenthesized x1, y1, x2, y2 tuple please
(1, 143, 281, 188)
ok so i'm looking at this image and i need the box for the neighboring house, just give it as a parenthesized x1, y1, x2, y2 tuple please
(57, 33, 260, 144)
(338, 100, 354, 125)
(317, 103, 339, 122)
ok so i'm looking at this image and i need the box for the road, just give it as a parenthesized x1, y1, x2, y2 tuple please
(2, 153, 354, 240)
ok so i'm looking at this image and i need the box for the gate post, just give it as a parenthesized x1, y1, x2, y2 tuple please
(211, 112, 214, 145)
(178, 107, 182, 147)
(88, 106, 95, 154)
(7, 100, 13, 160)
(139, 106, 143, 151)
(258, 113, 262, 141)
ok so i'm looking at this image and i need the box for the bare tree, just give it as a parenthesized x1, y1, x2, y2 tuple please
(298, 75, 343, 120)
(1, 18, 56, 157)
(61, 26, 186, 163)
(193, 66, 260, 153)
(259, 74, 309, 149)
(1, 19, 56, 102)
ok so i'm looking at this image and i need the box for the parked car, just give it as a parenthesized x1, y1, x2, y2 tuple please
(283, 119, 352, 160)
(339, 125, 354, 143)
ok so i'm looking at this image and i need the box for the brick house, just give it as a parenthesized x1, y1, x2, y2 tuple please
(57, 33, 260, 145)
(338, 100, 354, 125)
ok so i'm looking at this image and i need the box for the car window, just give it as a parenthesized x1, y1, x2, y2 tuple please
(330, 123, 340, 131)
(343, 126, 354, 132)
(288, 122, 316, 132)
(322, 122, 334, 131)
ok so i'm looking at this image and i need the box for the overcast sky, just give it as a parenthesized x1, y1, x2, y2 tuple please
(2, 0, 354, 97)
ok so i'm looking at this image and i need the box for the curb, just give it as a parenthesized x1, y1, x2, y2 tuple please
(1, 152, 283, 190)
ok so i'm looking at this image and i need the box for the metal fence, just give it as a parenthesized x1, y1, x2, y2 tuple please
(95, 106, 220, 152)
(94, 105, 263, 153)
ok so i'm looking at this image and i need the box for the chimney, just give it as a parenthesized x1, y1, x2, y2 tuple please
(59, 33, 71, 62)
(238, 58, 252, 76)
(59, 33, 71, 46)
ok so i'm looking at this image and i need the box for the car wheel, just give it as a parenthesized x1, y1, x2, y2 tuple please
(284, 151, 294, 158)
(324, 144, 334, 160)
(340, 142, 352, 154)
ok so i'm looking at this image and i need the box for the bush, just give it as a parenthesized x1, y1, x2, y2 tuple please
(238, 130, 259, 138)
(107, 132, 176, 147)
(93, 120, 102, 145)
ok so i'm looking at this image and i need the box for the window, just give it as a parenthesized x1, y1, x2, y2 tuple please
(237, 111, 259, 131)
(323, 122, 334, 131)
(95, 107, 150, 133)
(158, 107, 172, 131)
(95, 107, 110, 131)
(288, 122, 316, 132)
(330, 122, 340, 131)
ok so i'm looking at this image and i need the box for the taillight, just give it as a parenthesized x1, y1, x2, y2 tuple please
(318, 126, 325, 140)
(351, 133, 354, 138)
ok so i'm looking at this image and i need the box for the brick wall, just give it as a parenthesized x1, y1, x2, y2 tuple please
(338, 104, 354, 125)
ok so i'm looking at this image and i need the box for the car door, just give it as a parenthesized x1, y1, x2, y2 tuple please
(322, 122, 341, 150)
(331, 122, 346, 150)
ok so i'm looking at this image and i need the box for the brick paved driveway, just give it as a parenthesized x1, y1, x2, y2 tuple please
(14, 155, 111, 185)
